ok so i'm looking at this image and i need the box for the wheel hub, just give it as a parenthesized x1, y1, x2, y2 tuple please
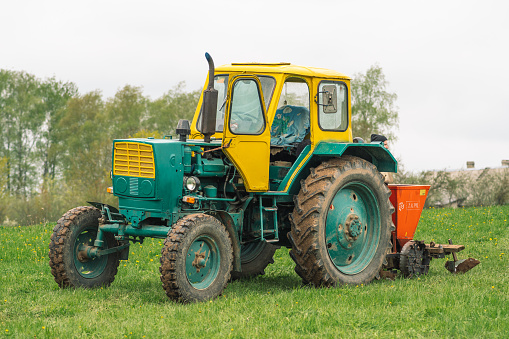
(192, 251, 207, 272)
(335, 213, 364, 249)
(73, 228, 108, 279)
(185, 235, 221, 289)
(345, 214, 362, 239)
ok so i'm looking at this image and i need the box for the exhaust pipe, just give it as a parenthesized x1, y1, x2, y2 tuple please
(201, 52, 218, 143)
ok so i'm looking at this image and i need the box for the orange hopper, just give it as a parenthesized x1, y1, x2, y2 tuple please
(388, 184, 430, 250)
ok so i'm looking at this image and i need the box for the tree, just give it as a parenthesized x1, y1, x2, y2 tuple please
(146, 82, 200, 136)
(36, 78, 78, 179)
(0, 70, 45, 196)
(56, 91, 114, 205)
(351, 65, 399, 142)
(106, 85, 148, 139)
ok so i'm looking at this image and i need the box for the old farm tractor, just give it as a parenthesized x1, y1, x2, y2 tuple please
(48, 54, 478, 302)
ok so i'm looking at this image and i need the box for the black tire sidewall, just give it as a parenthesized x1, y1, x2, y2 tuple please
(231, 242, 277, 280)
(318, 164, 392, 285)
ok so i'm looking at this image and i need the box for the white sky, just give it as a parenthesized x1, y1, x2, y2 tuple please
(1, 0, 508, 173)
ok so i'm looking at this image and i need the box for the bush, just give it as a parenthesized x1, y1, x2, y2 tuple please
(395, 167, 509, 208)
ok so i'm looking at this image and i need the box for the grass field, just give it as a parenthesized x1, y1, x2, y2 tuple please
(1, 205, 507, 338)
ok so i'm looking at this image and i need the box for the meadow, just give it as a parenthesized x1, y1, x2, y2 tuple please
(1, 205, 507, 338)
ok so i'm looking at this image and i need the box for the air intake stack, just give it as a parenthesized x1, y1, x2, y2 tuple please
(201, 52, 218, 143)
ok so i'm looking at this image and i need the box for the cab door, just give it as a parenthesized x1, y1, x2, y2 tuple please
(222, 76, 270, 192)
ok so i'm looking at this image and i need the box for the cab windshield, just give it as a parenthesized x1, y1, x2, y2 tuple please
(197, 75, 275, 133)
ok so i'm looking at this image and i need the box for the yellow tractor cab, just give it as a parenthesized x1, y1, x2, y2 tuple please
(190, 62, 396, 193)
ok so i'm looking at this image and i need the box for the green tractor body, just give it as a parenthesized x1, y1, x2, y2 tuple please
(49, 54, 414, 303)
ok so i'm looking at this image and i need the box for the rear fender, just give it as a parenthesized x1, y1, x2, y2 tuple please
(283, 142, 397, 195)
(313, 142, 397, 172)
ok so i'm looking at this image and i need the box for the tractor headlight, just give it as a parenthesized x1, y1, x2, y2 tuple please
(184, 176, 200, 192)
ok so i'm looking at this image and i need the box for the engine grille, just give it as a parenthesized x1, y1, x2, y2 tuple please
(113, 142, 155, 178)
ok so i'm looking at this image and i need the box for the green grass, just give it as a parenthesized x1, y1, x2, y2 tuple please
(1, 205, 508, 338)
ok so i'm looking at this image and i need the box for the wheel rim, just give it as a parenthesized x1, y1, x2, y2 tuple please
(325, 181, 381, 274)
(73, 228, 108, 279)
(185, 235, 220, 289)
(240, 242, 266, 264)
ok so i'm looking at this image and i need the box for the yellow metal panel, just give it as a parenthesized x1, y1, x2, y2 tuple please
(216, 64, 350, 80)
(113, 142, 155, 179)
(223, 139, 270, 191)
(222, 75, 271, 192)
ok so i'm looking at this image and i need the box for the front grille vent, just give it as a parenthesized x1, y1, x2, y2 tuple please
(129, 177, 139, 195)
(114, 142, 155, 178)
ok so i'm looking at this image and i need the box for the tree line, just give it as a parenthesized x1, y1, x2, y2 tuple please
(0, 70, 199, 225)
(0, 65, 399, 226)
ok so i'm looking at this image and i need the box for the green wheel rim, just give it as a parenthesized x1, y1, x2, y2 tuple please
(325, 181, 381, 274)
(73, 228, 108, 279)
(185, 235, 220, 289)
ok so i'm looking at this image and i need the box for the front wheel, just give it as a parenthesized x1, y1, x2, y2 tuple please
(159, 214, 233, 303)
(49, 206, 120, 288)
(289, 155, 394, 286)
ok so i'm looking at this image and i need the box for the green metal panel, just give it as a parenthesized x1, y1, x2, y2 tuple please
(313, 142, 397, 172)
(113, 138, 186, 226)
(277, 142, 398, 195)
(276, 144, 313, 192)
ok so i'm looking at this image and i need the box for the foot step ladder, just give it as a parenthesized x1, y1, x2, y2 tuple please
(259, 196, 279, 242)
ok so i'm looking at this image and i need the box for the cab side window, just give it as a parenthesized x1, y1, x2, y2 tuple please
(317, 81, 348, 131)
(271, 78, 310, 146)
(229, 79, 265, 135)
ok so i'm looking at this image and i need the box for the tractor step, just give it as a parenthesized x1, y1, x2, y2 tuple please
(258, 196, 279, 242)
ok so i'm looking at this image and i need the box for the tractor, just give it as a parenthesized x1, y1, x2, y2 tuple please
(48, 53, 477, 302)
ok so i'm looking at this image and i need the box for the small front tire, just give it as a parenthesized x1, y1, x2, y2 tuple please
(160, 214, 233, 303)
(49, 206, 120, 288)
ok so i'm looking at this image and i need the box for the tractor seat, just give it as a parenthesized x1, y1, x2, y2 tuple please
(270, 105, 310, 146)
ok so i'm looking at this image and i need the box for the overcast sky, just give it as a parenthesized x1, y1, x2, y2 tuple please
(1, 0, 508, 172)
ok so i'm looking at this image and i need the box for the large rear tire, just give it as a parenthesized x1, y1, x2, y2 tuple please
(160, 214, 233, 303)
(288, 155, 394, 286)
(49, 206, 120, 288)
(231, 242, 278, 280)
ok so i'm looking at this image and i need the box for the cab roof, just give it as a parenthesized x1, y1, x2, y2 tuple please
(216, 63, 350, 80)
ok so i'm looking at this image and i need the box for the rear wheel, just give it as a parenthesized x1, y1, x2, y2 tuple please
(49, 206, 120, 288)
(231, 242, 278, 280)
(288, 156, 394, 286)
(160, 214, 233, 303)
